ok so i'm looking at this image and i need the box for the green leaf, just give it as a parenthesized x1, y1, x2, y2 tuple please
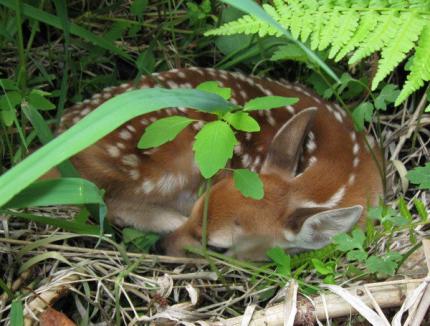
(136, 48, 155, 74)
(414, 198, 428, 222)
(332, 229, 365, 252)
(0, 109, 15, 127)
(122, 228, 159, 252)
(0, 88, 234, 208)
(374, 84, 400, 111)
(398, 197, 412, 222)
(366, 254, 401, 276)
(233, 168, 264, 199)
(266, 246, 291, 275)
(0, 91, 22, 110)
(193, 121, 237, 178)
(311, 258, 333, 275)
(130, 0, 148, 15)
(244, 96, 298, 111)
(347, 249, 368, 262)
(352, 102, 374, 131)
(223, 112, 260, 132)
(11, 300, 24, 326)
(138, 116, 195, 149)
(271, 43, 309, 63)
(196, 81, 232, 100)
(27, 90, 56, 110)
(407, 163, 430, 189)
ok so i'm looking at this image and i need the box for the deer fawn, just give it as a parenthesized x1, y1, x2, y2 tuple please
(59, 67, 383, 259)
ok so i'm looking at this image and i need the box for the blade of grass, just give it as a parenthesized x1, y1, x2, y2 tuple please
(220, 0, 339, 82)
(0, 0, 132, 62)
(0, 88, 234, 207)
(2, 210, 101, 235)
(22, 105, 79, 176)
(19, 251, 72, 273)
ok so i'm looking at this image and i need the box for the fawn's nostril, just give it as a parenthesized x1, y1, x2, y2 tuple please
(152, 238, 166, 255)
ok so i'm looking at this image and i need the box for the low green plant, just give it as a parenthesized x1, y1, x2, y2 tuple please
(138, 80, 298, 198)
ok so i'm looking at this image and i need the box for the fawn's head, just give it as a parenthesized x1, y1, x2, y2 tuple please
(161, 108, 363, 259)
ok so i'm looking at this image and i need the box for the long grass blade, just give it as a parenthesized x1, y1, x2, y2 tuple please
(0, 88, 234, 207)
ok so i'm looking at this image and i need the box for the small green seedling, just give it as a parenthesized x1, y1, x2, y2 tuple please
(138, 80, 298, 200)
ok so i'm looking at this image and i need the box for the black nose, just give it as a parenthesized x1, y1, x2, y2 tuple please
(207, 244, 228, 254)
(152, 238, 166, 255)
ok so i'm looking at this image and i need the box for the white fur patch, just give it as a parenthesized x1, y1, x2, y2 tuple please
(106, 145, 120, 158)
(353, 157, 360, 168)
(122, 154, 139, 167)
(80, 108, 91, 116)
(241, 154, 252, 167)
(126, 125, 136, 133)
(348, 174, 356, 186)
(142, 180, 155, 194)
(129, 169, 140, 180)
(353, 143, 360, 155)
(208, 225, 243, 248)
(119, 130, 132, 140)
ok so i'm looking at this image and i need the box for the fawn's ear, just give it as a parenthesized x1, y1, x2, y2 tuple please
(284, 205, 363, 250)
(261, 107, 317, 179)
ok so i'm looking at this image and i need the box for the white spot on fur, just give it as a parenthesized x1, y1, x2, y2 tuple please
(167, 80, 178, 88)
(120, 83, 129, 89)
(177, 71, 187, 78)
(350, 131, 357, 142)
(334, 111, 343, 123)
(353, 143, 360, 155)
(122, 154, 139, 167)
(239, 90, 248, 100)
(348, 174, 356, 186)
(72, 116, 81, 124)
(208, 225, 243, 248)
(106, 145, 120, 158)
(245, 133, 252, 141)
(91, 99, 100, 106)
(103, 93, 111, 99)
(119, 130, 132, 140)
(308, 156, 317, 167)
(366, 135, 375, 148)
(178, 107, 187, 112)
(103, 86, 114, 92)
(83, 99, 90, 104)
(234, 144, 243, 155)
(353, 157, 360, 168)
(325, 104, 334, 114)
(257, 145, 264, 152)
(265, 110, 276, 126)
(92, 93, 101, 99)
(286, 106, 295, 114)
(129, 169, 140, 180)
(80, 108, 91, 116)
(142, 180, 155, 194)
(116, 142, 125, 149)
(241, 154, 252, 167)
(126, 125, 136, 133)
(140, 119, 148, 125)
(193, 121, 204, 130)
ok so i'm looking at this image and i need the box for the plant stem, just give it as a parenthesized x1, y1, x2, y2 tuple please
(201, 178, 212, 249)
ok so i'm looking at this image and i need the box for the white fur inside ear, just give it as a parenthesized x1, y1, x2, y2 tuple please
(284, 205, 363, 250)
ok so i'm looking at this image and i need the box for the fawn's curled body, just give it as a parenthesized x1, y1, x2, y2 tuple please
(59, 67, 383, 259)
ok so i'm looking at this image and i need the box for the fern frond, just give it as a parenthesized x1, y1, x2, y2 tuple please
(318, 10, 341, 51)
(204, 15, 279, 37)
(348, 14, 398, 64)
(328, 10, 359, 59)
(396, 25, 430, 105)
(335, 12, 379, 61)
(372, 12, 425, 90)
(206, 0, 430, 103)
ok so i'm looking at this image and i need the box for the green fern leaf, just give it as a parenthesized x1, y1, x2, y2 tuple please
(300, 0, 319, 42)
(396, 25, 430, 105)
(288, 4, 306, 39)
(310, 10, 325, 50)
(205, 15, 274, 37)
(328, 10, 359, 59)
(349, 14, 398, 64)
(318, 10, 341, 51)
(372, 13, 425, 90)
(335, 12, 379, 61)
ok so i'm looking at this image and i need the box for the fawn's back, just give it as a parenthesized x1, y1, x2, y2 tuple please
(59, 67, 383, 259)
